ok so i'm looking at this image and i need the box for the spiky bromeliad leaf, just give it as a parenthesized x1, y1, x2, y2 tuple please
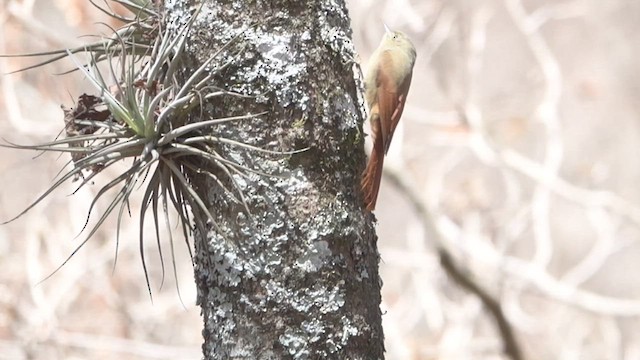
(1, 0, 159, 74)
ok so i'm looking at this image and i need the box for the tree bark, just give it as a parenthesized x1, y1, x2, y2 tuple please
(167, 0, 384, 358)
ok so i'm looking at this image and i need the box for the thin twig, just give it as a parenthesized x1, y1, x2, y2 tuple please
(383, 166, 524, 360)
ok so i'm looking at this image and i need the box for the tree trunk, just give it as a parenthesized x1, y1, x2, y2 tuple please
(167, 0, 384, 358)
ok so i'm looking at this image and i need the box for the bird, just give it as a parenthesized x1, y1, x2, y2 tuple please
(361, 25, 416, 211)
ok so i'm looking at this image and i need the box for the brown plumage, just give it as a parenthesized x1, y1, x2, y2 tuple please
(361, 27, 416, 211)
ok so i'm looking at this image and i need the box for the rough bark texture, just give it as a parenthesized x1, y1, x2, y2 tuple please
(165, 0, 383, 358)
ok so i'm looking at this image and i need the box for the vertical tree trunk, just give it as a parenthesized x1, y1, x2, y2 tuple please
(167, 0, 384, 358)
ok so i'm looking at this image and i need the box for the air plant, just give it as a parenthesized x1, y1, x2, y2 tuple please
(1, 0, 301, 299)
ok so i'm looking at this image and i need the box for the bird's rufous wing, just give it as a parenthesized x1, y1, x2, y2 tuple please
(376, 51, 413, 154)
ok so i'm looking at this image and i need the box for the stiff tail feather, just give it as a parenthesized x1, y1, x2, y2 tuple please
(361, 118, 384, 211)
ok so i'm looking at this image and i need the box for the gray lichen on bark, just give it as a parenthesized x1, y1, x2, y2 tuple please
(166, 0, 382, 358)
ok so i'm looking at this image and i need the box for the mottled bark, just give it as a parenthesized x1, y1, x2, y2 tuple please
(166, 0, 383, 358)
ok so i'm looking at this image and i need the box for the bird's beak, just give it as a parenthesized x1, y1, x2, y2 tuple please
(384, 23, 391, 34)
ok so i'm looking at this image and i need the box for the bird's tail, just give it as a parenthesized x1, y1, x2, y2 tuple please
(361, 115, 384, 211)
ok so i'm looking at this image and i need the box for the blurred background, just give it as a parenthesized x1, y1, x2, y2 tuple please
(2, 0, 640, 359)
